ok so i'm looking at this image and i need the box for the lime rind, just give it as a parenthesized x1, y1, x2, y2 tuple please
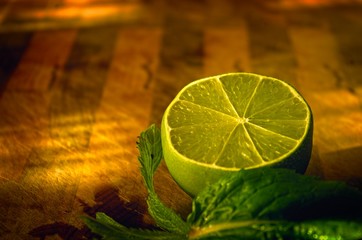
(162, 72, 312, 171)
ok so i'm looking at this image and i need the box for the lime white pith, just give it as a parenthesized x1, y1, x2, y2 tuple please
(161, 73, 313, 196)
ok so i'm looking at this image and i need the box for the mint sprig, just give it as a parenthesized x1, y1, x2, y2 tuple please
(137, 124, 190, 235)
(83, 125, 362, 239)
(188, 168, 362, 239)
(82, 212, 185, 239)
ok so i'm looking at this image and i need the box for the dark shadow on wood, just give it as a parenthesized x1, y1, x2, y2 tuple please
(29, 184, 155, 239)
(0, 32, 32, 97)
(323, 146, 362, 190)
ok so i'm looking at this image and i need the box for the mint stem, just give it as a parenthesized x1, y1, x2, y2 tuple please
(137, 124, 190, 235)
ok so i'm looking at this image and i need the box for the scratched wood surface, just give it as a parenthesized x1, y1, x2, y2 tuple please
(0, 0, 362, 239)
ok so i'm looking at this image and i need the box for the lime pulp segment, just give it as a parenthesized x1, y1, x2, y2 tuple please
(165, 73, 310, 170)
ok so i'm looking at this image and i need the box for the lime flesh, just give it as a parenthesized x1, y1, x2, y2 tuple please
(161, 73, 313, 196)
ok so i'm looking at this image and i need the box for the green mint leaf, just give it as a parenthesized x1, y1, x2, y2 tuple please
(137, 124, 163, 192)
(82, 212, 186, 240)
(187, 168, 362, 239)
(147, 191, 190, 235)
(188, 219, 362, 239)
(84, 125, 362, 240)
(294, 220, 362, 239)
(137, 124, 190, 234)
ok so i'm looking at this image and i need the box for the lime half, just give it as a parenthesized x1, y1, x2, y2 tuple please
(161, 72, 313, 196)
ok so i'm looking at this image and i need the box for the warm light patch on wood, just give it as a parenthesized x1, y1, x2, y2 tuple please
(17, 4, 140, 21)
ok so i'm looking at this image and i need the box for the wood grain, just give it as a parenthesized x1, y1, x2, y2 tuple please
(0, 1, 361, 239)
(0, 32, 32, 94)
(6, 30, 76, 91)
(203, 24, 251, 75)
(246, 8, 297, 85)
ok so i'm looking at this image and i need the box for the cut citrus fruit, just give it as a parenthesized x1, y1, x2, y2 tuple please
(161, 72, 313, 196)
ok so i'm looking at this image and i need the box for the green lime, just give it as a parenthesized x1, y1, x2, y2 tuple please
(161, 72, 313, 196)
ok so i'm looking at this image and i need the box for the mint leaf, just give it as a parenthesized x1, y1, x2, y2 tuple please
(187, 168, 362, 239)
(137, 124, 163, 193)
(188, 220, 362, 239)
(137, 124, 190, 234)
(294, 220, 362, 239)
(83, 125, 189, 239)
(83, 125, 362, 240)
(82, 212, 186, 240)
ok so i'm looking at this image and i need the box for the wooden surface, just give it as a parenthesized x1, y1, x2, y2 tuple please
(1, 0, 362, 239)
